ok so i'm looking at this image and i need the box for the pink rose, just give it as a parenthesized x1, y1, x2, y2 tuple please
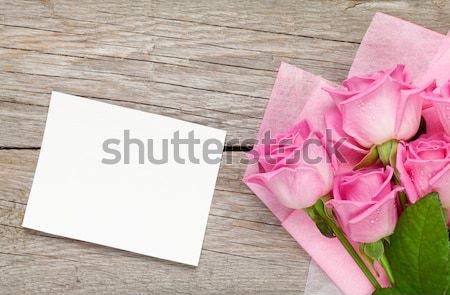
(424, 80, 450, 136)
(325, 107, 368, 173)
(396, 133, 450, 208)
(327, 166, 401, 243)
(245, 120, 334, 209)
(323, 64, 433, 148)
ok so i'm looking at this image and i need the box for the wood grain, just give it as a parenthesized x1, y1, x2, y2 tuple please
(0, 0, 449, 294)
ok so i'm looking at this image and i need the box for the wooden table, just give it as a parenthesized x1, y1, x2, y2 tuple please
(0, 1, 448, 294)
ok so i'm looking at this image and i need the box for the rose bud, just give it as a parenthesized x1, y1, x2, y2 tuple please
(424, 80, 450, 136)
(396, 133, 450, 212)
(245, 120, 333, 209)
(323, 64, 434, 148)
(327, 166, 401, 243)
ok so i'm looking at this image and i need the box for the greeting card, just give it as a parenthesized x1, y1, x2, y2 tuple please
(23, 92, 226, 266)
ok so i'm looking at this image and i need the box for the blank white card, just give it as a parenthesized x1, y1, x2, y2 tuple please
(23, 92, 226, 266)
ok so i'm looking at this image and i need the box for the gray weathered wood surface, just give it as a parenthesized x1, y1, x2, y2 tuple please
(0, 1, 449, 294)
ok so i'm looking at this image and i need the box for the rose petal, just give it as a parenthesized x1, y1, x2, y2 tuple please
(429, 164, 450, 208)
(245, 166, 328, 209)
(396, 142, 420, 203)
(324, 107, 368, 172)
(339, 170, 386, 202)
(327, 199, 375, 238)
(346, 188, 401, 243)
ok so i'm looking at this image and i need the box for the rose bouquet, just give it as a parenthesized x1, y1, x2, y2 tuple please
(244, 13, 450, 295)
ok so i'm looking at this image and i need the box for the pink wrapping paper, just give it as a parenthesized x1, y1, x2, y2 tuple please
(244, 13, 450, 295)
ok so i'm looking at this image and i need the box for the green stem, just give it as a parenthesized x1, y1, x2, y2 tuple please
(305, 199, 382, 290)
(380, 253, 395, 286)
(326, 220, 382, 290)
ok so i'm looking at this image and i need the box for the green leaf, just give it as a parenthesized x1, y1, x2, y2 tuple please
(353, 144, 379, 170)
(363, 240, 385, 262)
(387, 193, 448, 294)
(305, 202, 334, 238)
(315, 220, 334, 238)
(447, 244, 450, 295)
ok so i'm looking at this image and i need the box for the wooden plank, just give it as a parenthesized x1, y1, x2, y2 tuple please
(0, 13, 356, 78)
(3, 0, 449, 44)
(0, 149, 309, 294)
(0, 72, 263, 147)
